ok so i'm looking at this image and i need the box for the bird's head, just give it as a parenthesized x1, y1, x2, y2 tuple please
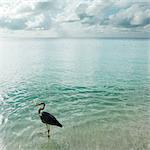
(36, 102, 45, 107)
(35, 102, 45, 114)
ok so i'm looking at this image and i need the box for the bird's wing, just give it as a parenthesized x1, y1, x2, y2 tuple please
(42, 111, 57, 122)
(41, 111, 62, 127)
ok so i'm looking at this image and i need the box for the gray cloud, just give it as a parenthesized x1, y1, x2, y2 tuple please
(75, 1, 150, 29)
(109, 3, 150, 28)
(0, 17, 26, 30)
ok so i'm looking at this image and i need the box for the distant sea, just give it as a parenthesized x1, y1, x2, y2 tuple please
(0, 38, 150, 150)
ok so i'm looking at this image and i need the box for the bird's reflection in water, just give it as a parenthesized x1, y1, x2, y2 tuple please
(30, 127, 68, 150)
(38, 138, 62, 150)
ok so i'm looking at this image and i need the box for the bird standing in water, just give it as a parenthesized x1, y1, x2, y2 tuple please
(36, 102, 62, 137)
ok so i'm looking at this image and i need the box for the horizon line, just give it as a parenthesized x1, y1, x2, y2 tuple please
(0, 36, 150, 40)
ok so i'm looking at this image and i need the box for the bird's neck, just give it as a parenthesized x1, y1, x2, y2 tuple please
(38, 103, 45, 115)
(38, 108, 42, 115)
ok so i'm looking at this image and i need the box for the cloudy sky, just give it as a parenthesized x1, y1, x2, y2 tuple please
(0, 0, 150, 38)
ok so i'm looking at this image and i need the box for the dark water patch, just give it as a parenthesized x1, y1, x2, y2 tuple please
(73, 86, 88, 90)
(101, 101, 118, 107)
(77, 89, 106, 94)
(103, 85, 115, 89)
(104, 97, 123, 102)
(114, 87, 126, 91)
(103, 92, 121, 97)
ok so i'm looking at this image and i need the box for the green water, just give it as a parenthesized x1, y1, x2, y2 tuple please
(0, 38, 150, 150)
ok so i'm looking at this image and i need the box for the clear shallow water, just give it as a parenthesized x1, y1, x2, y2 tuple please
(0, 38, 150, 150)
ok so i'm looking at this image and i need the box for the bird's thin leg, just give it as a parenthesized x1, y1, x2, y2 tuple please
(48, 125, 50, 137)
(46, 124, 50, 138)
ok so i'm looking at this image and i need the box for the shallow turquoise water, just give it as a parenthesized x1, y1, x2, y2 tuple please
(0, 38, 150, 150)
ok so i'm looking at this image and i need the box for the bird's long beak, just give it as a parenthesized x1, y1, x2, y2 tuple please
(32, 101, 40, 107)
(35, 102, 44, 106)
(32, 100, 45, 107)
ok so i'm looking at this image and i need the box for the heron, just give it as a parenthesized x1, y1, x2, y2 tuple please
(36, 102, 62, 137)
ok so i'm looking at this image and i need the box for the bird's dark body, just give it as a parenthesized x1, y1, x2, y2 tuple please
(40, 111, 62, 127)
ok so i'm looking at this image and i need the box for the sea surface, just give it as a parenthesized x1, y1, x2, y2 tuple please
(0, 38, 150, 150)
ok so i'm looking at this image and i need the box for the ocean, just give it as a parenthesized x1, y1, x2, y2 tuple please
(0, 38, 150, 150)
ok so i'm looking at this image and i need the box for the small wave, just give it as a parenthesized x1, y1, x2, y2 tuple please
(0, 94, 4, 103)
(0, 114, 7, 125)
(0, 138, 6, 150)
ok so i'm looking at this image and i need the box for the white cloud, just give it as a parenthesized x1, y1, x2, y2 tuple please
(26, 14, 47, 30)
(0, 0, 64, 30)
(0, 0, 149, 37)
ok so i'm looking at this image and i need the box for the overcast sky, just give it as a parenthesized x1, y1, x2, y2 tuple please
(0, 0, 150, 38)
